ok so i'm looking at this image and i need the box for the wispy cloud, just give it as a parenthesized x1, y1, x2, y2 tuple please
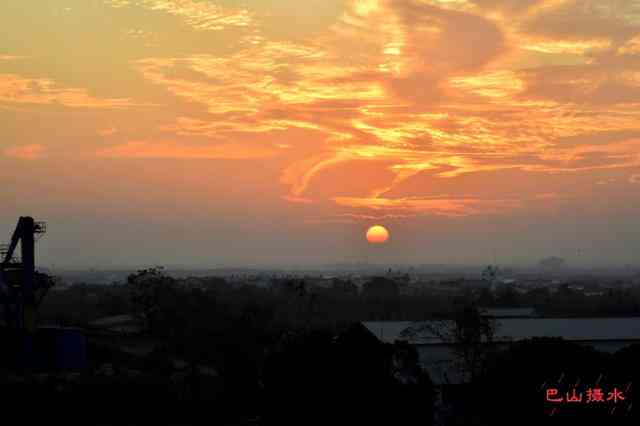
(98, 127, 119, 137)
(105, 0, 253, 31)
(0, 55, 24, 61)
(333, 195, 523, 217)
(0, 74, 149, 109)
(97, 140, 278, 160)
(105, 0, 640, 216)
(4, 144, 46, 160)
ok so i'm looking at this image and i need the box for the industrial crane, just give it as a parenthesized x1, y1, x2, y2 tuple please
(0, 217, 86, 372)
(0, 216, 53, 332)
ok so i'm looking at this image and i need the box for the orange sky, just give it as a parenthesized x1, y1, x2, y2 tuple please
(2, 0, 640, 268)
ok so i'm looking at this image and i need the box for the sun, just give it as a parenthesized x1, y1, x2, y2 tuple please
(366, 225, 390, 244)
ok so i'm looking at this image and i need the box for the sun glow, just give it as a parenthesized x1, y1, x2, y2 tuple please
(366, 225, 390, 244)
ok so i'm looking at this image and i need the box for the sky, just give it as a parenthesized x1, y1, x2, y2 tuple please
(2, 0, 640, 269)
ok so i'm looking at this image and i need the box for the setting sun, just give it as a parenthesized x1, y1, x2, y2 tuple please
(366, 225, 390, 244)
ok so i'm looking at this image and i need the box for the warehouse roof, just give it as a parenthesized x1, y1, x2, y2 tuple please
(362, 317, 640, 345)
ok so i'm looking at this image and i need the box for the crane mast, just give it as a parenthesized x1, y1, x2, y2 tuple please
(0, 216, 49, 332)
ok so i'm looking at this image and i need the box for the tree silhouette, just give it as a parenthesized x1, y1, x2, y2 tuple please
(127, 267, 177, 333)
(403, 304, 497, 382)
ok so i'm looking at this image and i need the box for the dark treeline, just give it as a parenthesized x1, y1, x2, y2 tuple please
(39, 274, 454, 329)
(39, 271, 640, 328)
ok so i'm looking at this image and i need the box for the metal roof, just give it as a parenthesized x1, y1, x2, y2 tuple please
(362, 317, 640, 345)
(89, 314, 138, 327)
(481, 307, 537, 318)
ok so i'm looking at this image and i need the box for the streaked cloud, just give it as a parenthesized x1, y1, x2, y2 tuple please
(121, 0, 640, 219)
(97, 140, 278, 160)
(0, 74, 147, 109)
(4, 144, 46, 160)
(332, 195, 523, 217)
(522, 38, 611, 55)
(0, 55, 24, 61)
(98, 127, 119, 137)
(104, 0, 253, 31)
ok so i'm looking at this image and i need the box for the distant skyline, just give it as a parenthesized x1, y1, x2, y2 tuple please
(2, 1, 640, 268)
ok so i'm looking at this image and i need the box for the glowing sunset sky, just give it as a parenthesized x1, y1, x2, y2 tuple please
(2, 0, 640, 268)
